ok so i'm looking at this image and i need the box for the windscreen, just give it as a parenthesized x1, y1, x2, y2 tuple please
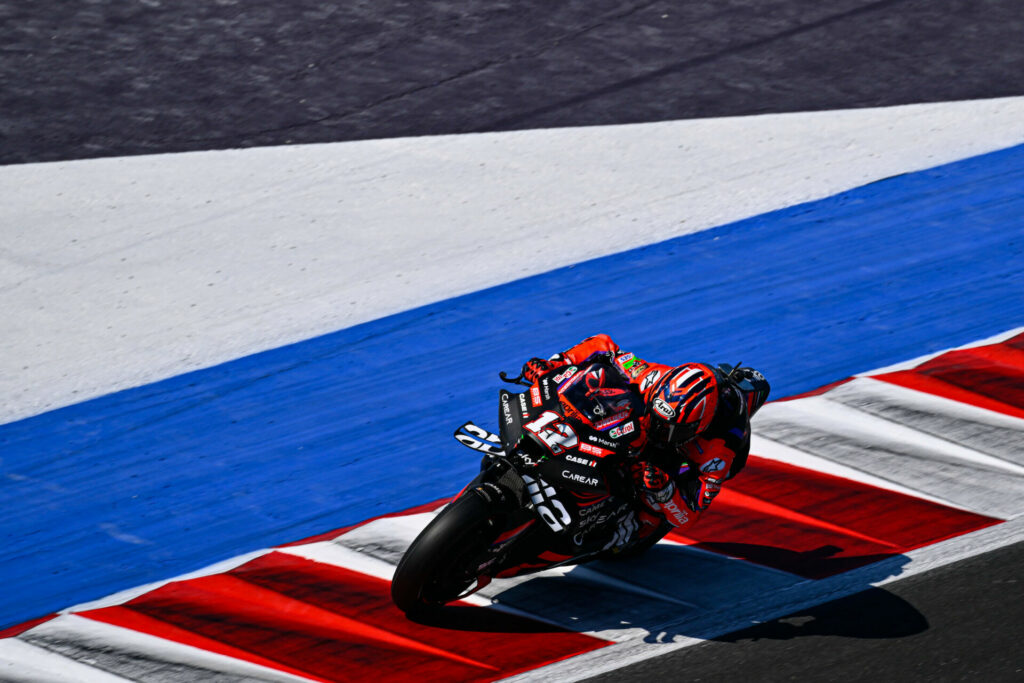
(558, 362, 642, 428)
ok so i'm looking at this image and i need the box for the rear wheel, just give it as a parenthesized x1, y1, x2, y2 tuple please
(391, 491, 499, 615)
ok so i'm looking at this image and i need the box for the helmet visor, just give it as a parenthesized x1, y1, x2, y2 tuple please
(648, 414, 698, 449)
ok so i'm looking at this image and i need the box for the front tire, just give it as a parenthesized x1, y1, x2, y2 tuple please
(391, 491, 499, 615)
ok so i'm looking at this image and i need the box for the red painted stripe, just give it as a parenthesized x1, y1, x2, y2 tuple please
(0, 613, 57, 639)
(668, 455, 1000, 579)
(960, 341, 1024, 369)
(1005, 331, 1024, 351)
(873, 342, 1024, 419)
(82, 605, 333, 683)
(83, 552, 607, 682)
(229, 552, 608, 675)
(719, 489, 903, 549)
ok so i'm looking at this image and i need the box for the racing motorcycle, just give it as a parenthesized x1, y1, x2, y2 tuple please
(390, 357, 768, 615)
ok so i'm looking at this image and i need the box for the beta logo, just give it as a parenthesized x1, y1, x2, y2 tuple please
(576, 443, 610, 459)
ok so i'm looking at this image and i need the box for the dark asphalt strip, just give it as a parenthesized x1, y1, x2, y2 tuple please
(2, 0, 1023, 164)
(584, 540, 1024, 682)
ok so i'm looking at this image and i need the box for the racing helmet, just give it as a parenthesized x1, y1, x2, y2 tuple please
(646, 363, 719, 448)
(716, 363, 772, 418)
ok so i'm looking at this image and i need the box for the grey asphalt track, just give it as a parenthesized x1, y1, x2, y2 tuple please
(3, 0, 1024, 164)
(585, 541, 1024, 682)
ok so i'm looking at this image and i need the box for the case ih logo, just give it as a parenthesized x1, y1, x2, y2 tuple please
(566, 452, 599, 466)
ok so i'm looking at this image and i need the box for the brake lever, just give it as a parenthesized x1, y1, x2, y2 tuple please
(498, 370, 533, 387)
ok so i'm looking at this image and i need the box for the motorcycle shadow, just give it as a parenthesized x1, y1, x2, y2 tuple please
(711, 585, 928, 643)
(595, 541, 918, 644)
(471, 541, 916, 643)
(401, 542, 921, 643)
(404, 603, 569, 634)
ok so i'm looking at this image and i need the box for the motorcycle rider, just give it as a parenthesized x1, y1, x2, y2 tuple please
(520, 334, 769, 549)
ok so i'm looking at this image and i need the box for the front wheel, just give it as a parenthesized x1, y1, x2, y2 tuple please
(391, 491, 499, 615)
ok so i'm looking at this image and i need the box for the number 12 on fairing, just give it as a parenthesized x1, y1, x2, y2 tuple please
(523, 410, 579, 455)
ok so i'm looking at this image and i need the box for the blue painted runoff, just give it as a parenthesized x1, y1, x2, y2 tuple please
(1, 144, 1023, 628)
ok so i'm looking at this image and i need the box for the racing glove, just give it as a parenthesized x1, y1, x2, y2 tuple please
(682, 473, 722, 511)
(522, 355, 565, 383)
(632, 462, 693, 528)
(637, 462, 674, 504)
(631, 462, 676, 507)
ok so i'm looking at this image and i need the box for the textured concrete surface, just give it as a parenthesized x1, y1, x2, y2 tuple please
(4, 98, 1023, 424)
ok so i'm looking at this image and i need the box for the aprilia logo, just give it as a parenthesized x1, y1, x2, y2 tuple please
(662, 499, 690, 526)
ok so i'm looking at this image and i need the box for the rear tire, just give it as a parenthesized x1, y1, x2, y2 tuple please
(391, 491, 498, 615)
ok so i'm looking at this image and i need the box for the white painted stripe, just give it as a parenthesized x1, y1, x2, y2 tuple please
(826, 377, 1024, 467)
(764, 397, 1024, 477)
(0, 637, 134, 682)
(4, 99, 1024, 423)
(279, 540, 402, 582)
(751, 433, 972, 510)
(21, 615, 318, 683)
(754, 415, 1024, 519)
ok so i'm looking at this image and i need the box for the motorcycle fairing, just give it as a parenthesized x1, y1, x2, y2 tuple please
(439, 358, 653, 585)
